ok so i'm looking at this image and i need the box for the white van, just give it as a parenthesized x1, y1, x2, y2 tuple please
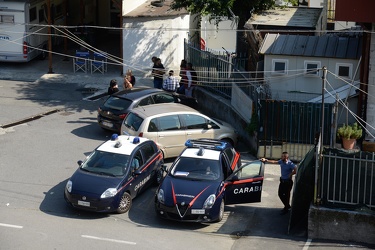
(0, 0, 63, 62)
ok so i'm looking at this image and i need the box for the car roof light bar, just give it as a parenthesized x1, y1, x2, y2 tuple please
(185, 139, 226, 150)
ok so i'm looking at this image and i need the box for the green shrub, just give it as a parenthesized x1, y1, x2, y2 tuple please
(337, 122, 362, 140)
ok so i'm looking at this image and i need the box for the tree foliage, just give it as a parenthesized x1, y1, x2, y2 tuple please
(171, 0, 275, 21)
(171, 0, 298, 26)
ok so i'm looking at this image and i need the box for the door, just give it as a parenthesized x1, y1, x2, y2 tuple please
(224, 161, 265, 205)
(180, 114, 214, 140)
(154, 115, 186, 158)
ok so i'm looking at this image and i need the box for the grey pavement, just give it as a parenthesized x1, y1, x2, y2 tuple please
(0, 53, 154, 91)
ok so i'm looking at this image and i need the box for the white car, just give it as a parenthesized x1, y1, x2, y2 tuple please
(121, 103, 238, 159)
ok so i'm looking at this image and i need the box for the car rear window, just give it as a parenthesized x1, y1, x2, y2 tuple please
(123, 112, 144, 131)
(103, 96, 132, 111)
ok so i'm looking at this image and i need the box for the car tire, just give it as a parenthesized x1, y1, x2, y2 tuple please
(39, 45, 47, 60)
(216, 199, 225, 222)
(154, 169, 163, 186)
(117, 192, 132, 213)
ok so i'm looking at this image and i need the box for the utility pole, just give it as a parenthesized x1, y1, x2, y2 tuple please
(47, 0, 53, 73)
(315, 66, 327, 205)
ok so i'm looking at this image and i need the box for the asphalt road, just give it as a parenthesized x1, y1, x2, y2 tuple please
(0, 79, 370, 250)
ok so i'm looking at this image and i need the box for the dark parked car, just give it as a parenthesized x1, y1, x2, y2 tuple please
(155, 139, 265, 223)
(97, 87, 198, 132)
(64, 134, 164, 213)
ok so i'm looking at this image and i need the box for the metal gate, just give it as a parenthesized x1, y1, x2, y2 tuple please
(257, 100, 334, 161)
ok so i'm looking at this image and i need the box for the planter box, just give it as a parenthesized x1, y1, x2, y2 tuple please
(363, 141, 375, 153)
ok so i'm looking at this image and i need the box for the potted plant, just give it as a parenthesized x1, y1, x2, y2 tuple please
(337, 122, 363, 149)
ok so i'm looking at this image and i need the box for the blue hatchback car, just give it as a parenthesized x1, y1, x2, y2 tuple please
(155, 139, 265, 223)
(64, 134, 164, 213)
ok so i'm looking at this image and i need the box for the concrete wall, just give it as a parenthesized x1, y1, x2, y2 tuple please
(194, 87, 256, 152)
(122, 15, 189, 75)
(366, 30, 375, 141)
(308, 205, 375, 245)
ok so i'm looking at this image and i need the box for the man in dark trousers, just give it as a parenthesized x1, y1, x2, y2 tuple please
(152, 57, 165, 89)
(261, 152, 297, 215)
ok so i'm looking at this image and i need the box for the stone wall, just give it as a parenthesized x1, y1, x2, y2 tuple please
(308, 205, 375, 245)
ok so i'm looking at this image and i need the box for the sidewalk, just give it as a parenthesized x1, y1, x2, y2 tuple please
(0, 54, 154, 90)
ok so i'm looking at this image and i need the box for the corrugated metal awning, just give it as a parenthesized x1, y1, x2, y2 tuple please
(259, 33, 362, 59)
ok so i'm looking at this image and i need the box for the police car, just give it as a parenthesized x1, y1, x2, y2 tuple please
(64, 134, 164, 213)
(155, 139, 265, 222)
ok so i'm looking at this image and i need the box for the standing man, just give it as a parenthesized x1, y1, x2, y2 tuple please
(261, 152, 297, 215)
(184, 62, 197, 97)
(162, 70, 179, 92)
(152, 57, 165, 89)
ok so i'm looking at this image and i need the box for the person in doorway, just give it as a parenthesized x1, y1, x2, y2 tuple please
(123, 69, 135, 89)
(108, 79, 119, 95)
(162, 70, 179, 92)
(152, 57, 165, 89)
(261, 152, 297, 215)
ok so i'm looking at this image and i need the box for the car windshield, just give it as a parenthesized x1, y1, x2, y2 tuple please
(123, 112, 144, 131)
(80, 150, 129, 177)
(170, 157, 222, 181)
(103, 96, 132, 111)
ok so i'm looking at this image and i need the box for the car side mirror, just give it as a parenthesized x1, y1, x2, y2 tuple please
(77, 160, 83, 166)
(161, 164, 168, 172)
(134, 169, 142, 176)
(230, 175, 239, 182)
(204, 124, 212, 129)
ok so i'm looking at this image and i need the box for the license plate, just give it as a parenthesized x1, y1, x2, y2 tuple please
(78, 200, 90, 207)
(191, 209, 205, 214)
(102, 121, 113, 128)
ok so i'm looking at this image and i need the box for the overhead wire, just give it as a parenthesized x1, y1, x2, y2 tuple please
(325, 78, 375, 139)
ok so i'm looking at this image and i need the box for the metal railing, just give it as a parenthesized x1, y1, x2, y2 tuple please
(184, 40, 261, 101)
(321, 149, 375, 210)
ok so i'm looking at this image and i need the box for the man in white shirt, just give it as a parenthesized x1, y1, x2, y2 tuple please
(162, 70, 179, 92)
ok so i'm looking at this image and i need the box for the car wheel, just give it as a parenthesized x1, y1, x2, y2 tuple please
(117, 192, 132, 213)
(216, 199, 225, 222)
(39, 45, 47, 60)
(154, 169, 163, 185)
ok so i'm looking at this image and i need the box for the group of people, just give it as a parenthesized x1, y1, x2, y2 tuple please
(107, 57, 198, 98)
(107, 69, 136, 95)
(152, 57, 197, 98)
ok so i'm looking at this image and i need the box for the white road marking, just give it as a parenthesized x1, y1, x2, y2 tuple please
(0, 223, 23, 229)
(303, 238, 312, 250)
(81, 235, 136, 245)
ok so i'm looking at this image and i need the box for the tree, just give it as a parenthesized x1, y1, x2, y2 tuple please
(171, 0, 275, 26)
(170, 0, 276, 51)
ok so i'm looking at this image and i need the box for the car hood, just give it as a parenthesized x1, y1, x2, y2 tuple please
(69, 169, 123, 196)
(160, 175, 222, 207)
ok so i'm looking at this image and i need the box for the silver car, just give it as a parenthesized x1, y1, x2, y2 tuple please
(121, 103, 238, 159)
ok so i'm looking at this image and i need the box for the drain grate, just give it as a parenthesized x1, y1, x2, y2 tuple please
(1, 109, 62, 129)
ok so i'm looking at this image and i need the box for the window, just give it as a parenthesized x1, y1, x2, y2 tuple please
(181, 114, 207, 129)
(38, 8, 45, 23)
(140, 142, 156, 160)
(29, 7, 37, 22)
(153, 93, 175, 104)
(0, 15, 14, 24)
(157, 115, 181, 131)
(304, 61, 321, 76)
(272, 59, 288, 75)
(138, 96, 154, 106)
(336, 63, 353, 79)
